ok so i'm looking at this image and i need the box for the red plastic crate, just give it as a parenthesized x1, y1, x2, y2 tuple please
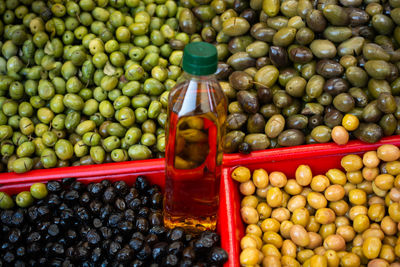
(221, 135, 400, 267)
(0, 157, 234, 267)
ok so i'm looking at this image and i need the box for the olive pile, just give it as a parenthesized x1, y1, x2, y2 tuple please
(219, 0, 400, 152)
(0, 0, 191, 173)
(0, 176, 228, 266)
(232, 144, 400, 266)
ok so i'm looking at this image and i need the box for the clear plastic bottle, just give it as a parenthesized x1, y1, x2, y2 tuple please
(164, 42, 227, 232)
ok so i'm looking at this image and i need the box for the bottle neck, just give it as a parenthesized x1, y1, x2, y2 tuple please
(181, 71, 217, 82)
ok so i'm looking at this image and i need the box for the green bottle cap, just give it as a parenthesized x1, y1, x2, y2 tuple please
(182, 42, 218, 76)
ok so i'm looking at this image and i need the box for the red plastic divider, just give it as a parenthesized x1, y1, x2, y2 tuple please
(221, 135, 400, 266)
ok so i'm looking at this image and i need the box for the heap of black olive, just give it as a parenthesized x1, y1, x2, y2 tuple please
(0, 176, 228, 266)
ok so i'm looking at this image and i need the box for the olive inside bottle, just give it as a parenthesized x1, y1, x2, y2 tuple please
(164, 42, 227, 232)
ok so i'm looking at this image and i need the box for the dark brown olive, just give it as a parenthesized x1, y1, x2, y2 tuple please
(306, 10, 328, 32)
(349, 87, 368, 107)
(351, 26, 375, 40)
(269, 46, 290, 68)
(308, 114, 324, 129)
(240, 9, 257, 24)
(237, 91, 259, 113)
(286, 114, 308, 129)
(256, 57, 272, 69)
(223, 131, 246, 153)
(257, 86, 273, 104)
(273, 90, 293, 108)
(362, 100, 383, 123)
(250, 23, 276, 42)
(260, 104, 281, 118)
(301, 103, 324, 116)
(289, 47, 314, 64)
(353, 123, 383, 143)
(228, 37, 253, 54)
(348, 8, 370, 26)
(333, 93, 355, 112)
(282, 99, 301, 117)
(317, 59, 345, 78)
(227, 113, 248, 130)
(324, 108, 344, 128)
(323, 78, 349, 96)
(247, 113, 266, 133)
(380, 114, 397, 136)
(377, 92, 397, 114)
(215, 62, 233, 80)
(229, 71, 253, 90)
(277, 129, 305, 146)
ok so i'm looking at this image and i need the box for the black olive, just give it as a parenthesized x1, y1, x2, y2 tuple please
(15, 246, 25, 257)
(149, 226, 168, 239)
(136, 217, 149, 233)
(132, 231, 145, 241)
(88, 183, 104, 197)
(91, 247, 102, 262)
(131, 259, 145, 267)
(101, 180, 112, 187)
(27, 231, 41, 243)
(100, 204, 112, 220)
(141, 195, 150, 206)
(86, 229, 101, 245)
(47, 181, 62, 193)
(168, 241, 184, 255)
(116, 246, 133, 262)
(152, 242, 168, 262)
(79, 192, 91, 206)
(238, 142, 252, 154)
(108, 241, 121, 256)
(163, 254, 179, 266)
(124, 209, 135, 222)
(76, 207, 91, 221)
(51, 243, 64, 255)
(103, 187, 116, 203)
(209, 247, 229, 264)
(93, 218, 103, 228)
(136, 244, 151, 261)
(9, 228, 21, 243)
(138, 207, 150, 218)
(60, 209, 74, 226)
(61, 177, 76, 186)
(3, 251, 15, 263)
(89, 200, 103, 215)
(125, 188, 139, 203)
(149, 212, 163, 226)
(115, 198, 126, 211)
(179, 259, 194, 267)
(108, 213, 123, 227)
(145, 233, 159, 246)
(70, 181, 84, 192)
(27, 243, 40, 254)
(128, 198, 142, 210)
(135, 176, 150, 192)
(118, 221, 133, 232)
(75, 246, 89, 260)
(168, 227, 185, 242)
(151, 192, 163, 209)
(11, 209, 24, 226)
(48, 224, 59, 237)
(114, 181, 128, 196)
(147, 185, 161, 196)
(64, 190, 79, 202)
(47, 194, 61, 207)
